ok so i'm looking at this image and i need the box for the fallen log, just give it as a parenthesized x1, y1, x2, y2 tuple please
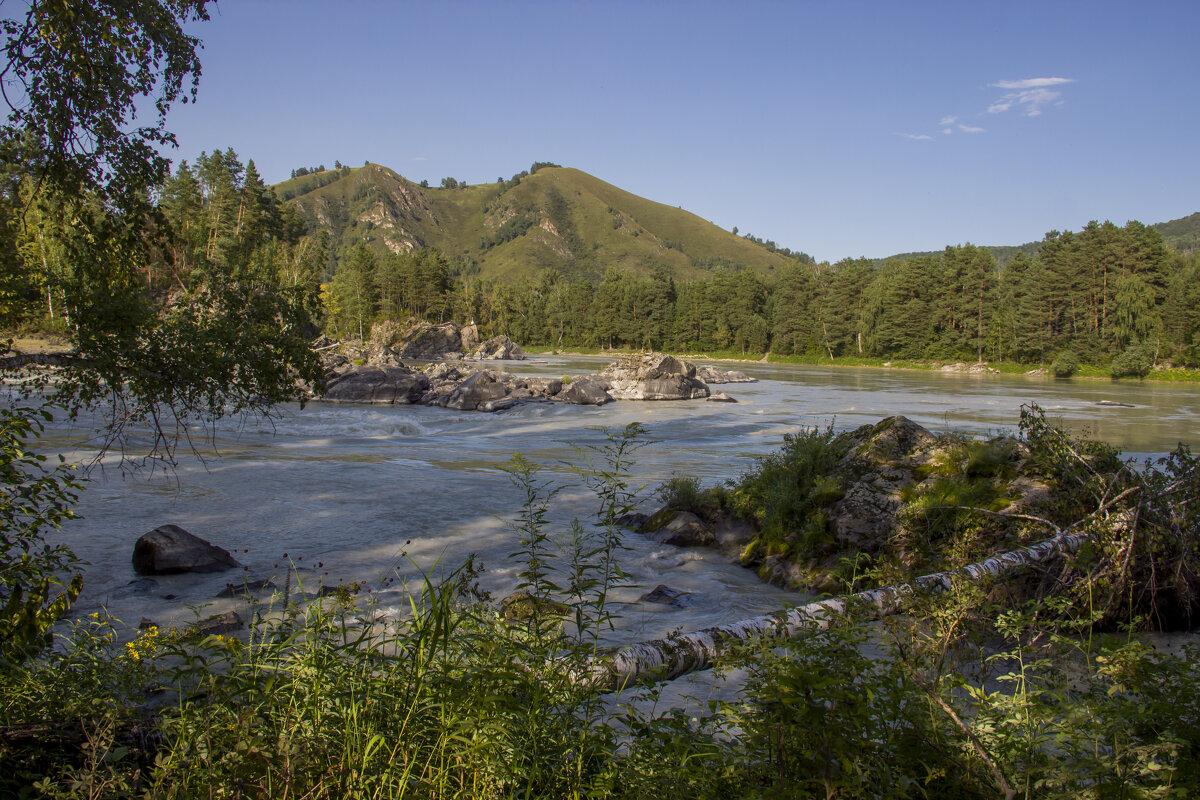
(587, 499, 1136, 692)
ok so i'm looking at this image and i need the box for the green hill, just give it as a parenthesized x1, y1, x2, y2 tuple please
(880, 210, 1199, 267)
(274, 164, 794, 281)
(1153, 211, 1200, 255)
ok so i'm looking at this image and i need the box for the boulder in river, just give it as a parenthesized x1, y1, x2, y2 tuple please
(132, 525, 241, 575)
(697, 365, 757, 384)
(598, 353, 710, 401)
(323, 364, 430, 404)
(471, 335, 526, 361)
(645, 510, 716, 547)
(557, 376, 612, 405)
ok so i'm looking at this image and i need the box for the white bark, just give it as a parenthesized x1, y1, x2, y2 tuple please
(585, 526, 1106, 692)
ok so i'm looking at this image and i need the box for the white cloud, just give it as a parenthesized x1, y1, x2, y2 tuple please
(939, 115, 958, 126)
(987, 77, 1075, 116)
(958, 123, 985, 133)
(895, 132, 933, 141)
(942, 128, 954, 135)
(989, 77, 1074, 90)
(412, 156, 428, 161)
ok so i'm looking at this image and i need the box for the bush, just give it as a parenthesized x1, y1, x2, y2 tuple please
(728, 424, 842, 558)
(1111, 344, 1154, 379)
(654, 474, 701, 512)
(1051, 350, 1079, 378)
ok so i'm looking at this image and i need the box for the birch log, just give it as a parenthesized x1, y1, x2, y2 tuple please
(586, 527, 1103, 692)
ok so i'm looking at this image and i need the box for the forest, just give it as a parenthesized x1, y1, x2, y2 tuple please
(11, 145, 1198, 377)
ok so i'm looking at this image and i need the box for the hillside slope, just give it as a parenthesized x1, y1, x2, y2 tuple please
(882, 210, 1199, 267)
(274, 165, 793, 281)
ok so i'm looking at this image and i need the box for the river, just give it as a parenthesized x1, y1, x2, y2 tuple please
(41, 356, 1200, 703)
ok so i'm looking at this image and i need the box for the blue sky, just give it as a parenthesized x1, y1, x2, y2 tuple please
(168, 0, 1199, 262)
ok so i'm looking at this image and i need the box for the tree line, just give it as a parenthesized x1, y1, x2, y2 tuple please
(14, 146, 1193, 372)
(317, 217, 1199, 370)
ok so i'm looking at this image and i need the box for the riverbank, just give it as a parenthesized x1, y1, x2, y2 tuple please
(525, 345, 1200, 383)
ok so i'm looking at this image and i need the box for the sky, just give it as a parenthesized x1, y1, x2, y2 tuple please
(164, 0, 1200, 262)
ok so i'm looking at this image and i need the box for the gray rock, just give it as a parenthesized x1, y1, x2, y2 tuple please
(649, 511, 715, 547)
(445, 371, 511, 411)
(640, 584, 692, 605)
(216, 579, 277, 599)
(599, 353, 710, 400)
(394, 322, 467, 360)
(616, 512, 650, 530)
(707, 392, 737, 403)
(557, 376, 612, 405)
(713, 517, 757, 555)
(132, 524, 241, 575)
(190, 611, 244, 637)
(323, 365, 429, 404)
(698, 366, 757, 384)
(472, 335, 526, 361)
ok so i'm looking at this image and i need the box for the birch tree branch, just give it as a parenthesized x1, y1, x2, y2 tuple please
(586, 507, 1134, 692)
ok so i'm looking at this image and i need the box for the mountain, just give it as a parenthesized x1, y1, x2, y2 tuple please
(1153, 211, 1200, 255)
(880, 211, 1200, 267)
(274, 164, 795, 281)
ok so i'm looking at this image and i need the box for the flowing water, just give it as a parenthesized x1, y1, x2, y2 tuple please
(38, 356, 1200, 704)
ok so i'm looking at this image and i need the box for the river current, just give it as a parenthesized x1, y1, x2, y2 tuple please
(40, 356, 1200, 702)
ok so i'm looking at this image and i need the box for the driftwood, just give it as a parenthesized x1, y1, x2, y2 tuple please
(587, 498, 1136, 692)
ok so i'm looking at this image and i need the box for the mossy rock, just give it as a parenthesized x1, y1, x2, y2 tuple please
(501, 589, 570, 622)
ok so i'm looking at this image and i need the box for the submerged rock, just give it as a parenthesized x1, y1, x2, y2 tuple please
(639, 584, 692, 606)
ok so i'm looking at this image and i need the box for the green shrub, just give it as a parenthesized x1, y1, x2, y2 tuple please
(728, 424, 842, 559)
(1051, 350, 1079, 377)
(654, 473, 701, 512)
(1111, 344, 1154, 379)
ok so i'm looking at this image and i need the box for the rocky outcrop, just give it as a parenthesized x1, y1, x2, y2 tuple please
(315, 349, 748, 411)
(471, 335, 525, 361)
(132, 525, 241, 575)
(324, 321, 528, 368)
(598, 353, 709, 400)
(393, 322, 468, 360)
(444, 371, 516, 412)
(697, 365, 757, 384)
(645, 511, 715, 547)
(556, 376, 612, 406)
(827, 416, 940, 550)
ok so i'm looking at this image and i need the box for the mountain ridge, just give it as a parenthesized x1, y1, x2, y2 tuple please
(274, 164, 796, 281)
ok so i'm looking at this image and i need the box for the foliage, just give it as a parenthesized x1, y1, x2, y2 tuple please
(654, 473, 702, 513)
(1, 2, 323, 665)
(1110, 343, 1156, 378)
(5, 420, 1200, 797)
(727, 424, 843, 560)
(1050, 349, 1079, 377)
(0, 405, 82, 665)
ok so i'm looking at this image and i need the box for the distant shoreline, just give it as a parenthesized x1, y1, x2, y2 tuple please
(525, 346, 1200, 384)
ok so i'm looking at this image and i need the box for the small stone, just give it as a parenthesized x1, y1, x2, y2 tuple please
(190, 611, 243, 637)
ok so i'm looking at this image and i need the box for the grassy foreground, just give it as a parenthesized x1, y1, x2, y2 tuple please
(3, 421, 1200, 798)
